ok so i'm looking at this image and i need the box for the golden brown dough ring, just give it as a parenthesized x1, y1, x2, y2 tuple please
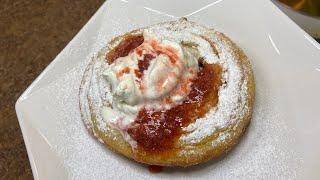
(79, 18, 255, 167)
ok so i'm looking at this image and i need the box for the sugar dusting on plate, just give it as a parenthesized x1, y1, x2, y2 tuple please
(30, 18, 301, 180)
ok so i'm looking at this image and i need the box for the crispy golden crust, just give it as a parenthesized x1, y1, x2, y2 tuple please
(79, 21, 255, 167)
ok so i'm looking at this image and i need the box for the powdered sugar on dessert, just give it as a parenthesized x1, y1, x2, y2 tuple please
(79, 19, 250, 148)
(180, 35, 249, 143)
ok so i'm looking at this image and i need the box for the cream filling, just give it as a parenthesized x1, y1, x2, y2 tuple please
(101, 30, 199, 128)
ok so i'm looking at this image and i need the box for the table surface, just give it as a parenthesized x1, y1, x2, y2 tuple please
(0, 0, 104, 179)
(0, 1, 319, 179)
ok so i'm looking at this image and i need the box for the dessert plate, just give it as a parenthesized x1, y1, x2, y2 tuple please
(15, 0, 320, 179)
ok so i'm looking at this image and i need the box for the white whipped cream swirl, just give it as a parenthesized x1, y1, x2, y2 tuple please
(102, 31, 200, 127)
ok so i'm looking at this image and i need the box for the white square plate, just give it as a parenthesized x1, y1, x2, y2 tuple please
(16, 0, 320, 179)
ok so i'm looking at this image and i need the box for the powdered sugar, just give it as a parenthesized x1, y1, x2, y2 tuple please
(79, 18, 250, 147)
(180, 32, 249, 143)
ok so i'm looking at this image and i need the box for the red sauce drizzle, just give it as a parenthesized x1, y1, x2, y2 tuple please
(106, 34, 222, 153)
(149, 39, 178, 64)
(134, 39, 179, 74)
(133, 54, 156, 91)
(127, 63, 222, 152)
(138, 54, 155, 72)
(148, 165, 163, 173)
(134, 69, 143, 79)
(116, 67, 130, 78)
(106, 34, 144, 64)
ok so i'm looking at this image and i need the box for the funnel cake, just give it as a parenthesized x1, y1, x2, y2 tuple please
(79, 18, 255, 167)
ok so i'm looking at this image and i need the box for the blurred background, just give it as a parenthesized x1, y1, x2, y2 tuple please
(279, 0, 320, 16)
(274, 0, 320, 40)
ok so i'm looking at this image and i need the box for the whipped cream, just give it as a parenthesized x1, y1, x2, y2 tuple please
(80, 19, 251, 150)
(102, 30, 199, 128)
